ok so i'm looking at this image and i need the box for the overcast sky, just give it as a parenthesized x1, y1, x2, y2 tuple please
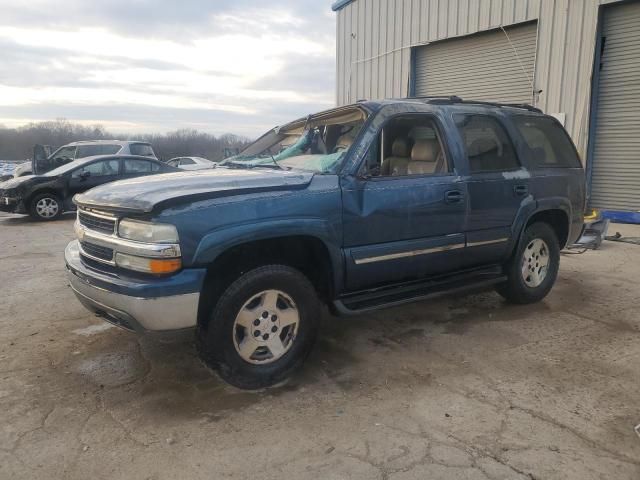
(0, 0, 337, 137)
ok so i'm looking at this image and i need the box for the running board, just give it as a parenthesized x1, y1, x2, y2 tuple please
(333, 265, 506, 315)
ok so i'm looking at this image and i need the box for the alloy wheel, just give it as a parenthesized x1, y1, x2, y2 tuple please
(521, 238, 550, 288)
(232, 289, 299, 365)
(35, 197, 59, 219)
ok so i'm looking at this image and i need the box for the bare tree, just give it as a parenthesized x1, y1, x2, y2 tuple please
(0, 120, 251, 161)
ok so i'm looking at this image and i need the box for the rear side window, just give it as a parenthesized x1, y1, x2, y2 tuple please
(76, 144, 121, 158)
(76, 145, 102, 158)
(454, 114, 520, 173)
(512, 116, 581, 168)
(124, 159, 152, 173)
(129, 143, 155, 157)
(100, 145, 122, 155)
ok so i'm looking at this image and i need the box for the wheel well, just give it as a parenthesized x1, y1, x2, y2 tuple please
(525, 210, 569, 248)
(27, 189, 61, 206)
(197, 235, 333, 329)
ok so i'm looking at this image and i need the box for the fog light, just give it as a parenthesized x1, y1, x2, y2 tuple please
(115, 253, 182, 274)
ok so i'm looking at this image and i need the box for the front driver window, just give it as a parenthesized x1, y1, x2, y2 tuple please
(71, 160, 119, 178)
(51, 146, 77, 162)
(363, 115, 450, 177)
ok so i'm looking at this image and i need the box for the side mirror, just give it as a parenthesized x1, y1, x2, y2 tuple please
(79, 171, 91, 181)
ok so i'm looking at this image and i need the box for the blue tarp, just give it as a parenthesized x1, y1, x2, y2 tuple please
(601, 210, 640, 225)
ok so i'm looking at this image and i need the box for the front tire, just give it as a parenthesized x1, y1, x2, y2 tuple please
(197, 265, 320, 390)
(29, 193, 63, 221)
(496, 222, 560, 304)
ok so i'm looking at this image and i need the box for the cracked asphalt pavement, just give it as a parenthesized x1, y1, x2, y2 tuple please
(1, 212, 639, 479)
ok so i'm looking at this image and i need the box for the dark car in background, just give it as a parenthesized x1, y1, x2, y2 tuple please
(0, 155, 177, 220)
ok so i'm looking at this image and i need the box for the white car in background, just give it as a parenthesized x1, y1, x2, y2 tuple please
(167, 156, 216, 171)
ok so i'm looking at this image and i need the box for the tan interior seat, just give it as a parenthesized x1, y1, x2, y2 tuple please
(385, 138, 410, 175)
(407, 139, 441, 175)
(334, 134, 354, 152)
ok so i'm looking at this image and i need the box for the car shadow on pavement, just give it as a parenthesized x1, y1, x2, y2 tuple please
(68, 289, 547, 427)
(0, 212, 76, 225)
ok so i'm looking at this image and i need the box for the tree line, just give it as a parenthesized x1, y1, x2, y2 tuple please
(0, 119, 251, 161)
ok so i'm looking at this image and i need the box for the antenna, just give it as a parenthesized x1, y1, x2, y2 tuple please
(500, 25, 535, 96)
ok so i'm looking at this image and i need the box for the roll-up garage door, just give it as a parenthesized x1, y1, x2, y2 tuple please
(414, 22, 537, 104)
(590, 2, 640, 212)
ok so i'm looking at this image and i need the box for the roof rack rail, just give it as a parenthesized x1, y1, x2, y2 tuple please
(406, 95, 543, 113)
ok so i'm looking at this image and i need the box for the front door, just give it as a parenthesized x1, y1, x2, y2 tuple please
(341, 113, 468, 291)
(67, 159, 122, 203)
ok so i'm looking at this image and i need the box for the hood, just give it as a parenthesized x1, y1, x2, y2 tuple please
(74, 168, 315, 213)
(0, 175, 36, 190)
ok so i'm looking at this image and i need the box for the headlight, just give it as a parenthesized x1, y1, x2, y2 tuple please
(115, 253, 182, 274)
(118, 218, 179, 243)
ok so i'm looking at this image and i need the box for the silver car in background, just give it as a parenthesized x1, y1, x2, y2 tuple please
(14, 140, 157, 177)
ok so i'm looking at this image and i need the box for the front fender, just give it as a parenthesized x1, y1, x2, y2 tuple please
(191, 218, 344, 291)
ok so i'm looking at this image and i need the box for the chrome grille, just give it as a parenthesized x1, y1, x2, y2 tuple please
(80, 241, 114, 262)
(78, 210, 116, 234)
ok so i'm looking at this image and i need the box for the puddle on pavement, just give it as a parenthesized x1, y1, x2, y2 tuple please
(76, 349, 149, 387)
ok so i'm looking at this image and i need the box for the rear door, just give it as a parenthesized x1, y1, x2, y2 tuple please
(452, 112, 528, 265)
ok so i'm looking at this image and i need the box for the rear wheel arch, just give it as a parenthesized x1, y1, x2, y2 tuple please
(522, 209, 570, 249)
(196, 235, 336, 331)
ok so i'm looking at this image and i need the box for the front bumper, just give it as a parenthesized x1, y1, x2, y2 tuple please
(65, 240, 205, 332)
(0, 196, 25, 214)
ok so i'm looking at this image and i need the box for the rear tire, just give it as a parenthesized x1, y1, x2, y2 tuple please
(496, 222, 560, 304)
(196, 265, 320, 390)
(29, 193, 63, 221)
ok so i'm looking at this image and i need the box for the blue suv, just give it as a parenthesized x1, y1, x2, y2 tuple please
(65, 98, 585, 389)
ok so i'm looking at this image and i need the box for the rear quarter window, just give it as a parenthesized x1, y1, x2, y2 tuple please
(512, 116, 581, 168)
(129, 143, 155, 157)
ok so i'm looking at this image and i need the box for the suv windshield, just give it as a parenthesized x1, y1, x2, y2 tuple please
(221, 107, 367, 174)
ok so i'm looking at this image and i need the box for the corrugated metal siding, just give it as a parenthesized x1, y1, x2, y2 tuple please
(335, 0, 626, 158)
(414, 22, 537, 104)
(590, 1, 640, 211)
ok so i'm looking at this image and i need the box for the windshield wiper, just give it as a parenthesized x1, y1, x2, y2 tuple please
(265, 153, 283, 170)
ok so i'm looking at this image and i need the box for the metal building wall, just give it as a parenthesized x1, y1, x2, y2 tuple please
(335, 0, 624, 157)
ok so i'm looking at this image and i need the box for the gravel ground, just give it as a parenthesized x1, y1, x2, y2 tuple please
(1, 212, 639, 480)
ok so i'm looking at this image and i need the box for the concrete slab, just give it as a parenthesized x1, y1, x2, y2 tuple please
(1, 212, 639, 479)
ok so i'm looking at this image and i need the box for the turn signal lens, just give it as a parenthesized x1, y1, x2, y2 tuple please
(149, 258, 182, 274)
(115, 252, 181, 275)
